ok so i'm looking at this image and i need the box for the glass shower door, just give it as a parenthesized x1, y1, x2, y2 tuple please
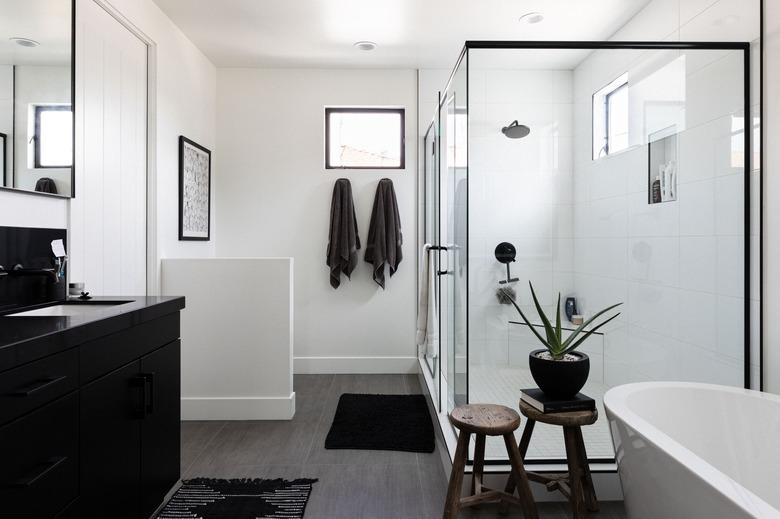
(421, 121, 441, 409)
(441, 54, 468, 414)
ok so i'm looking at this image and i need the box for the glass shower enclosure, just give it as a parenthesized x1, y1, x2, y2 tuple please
(418, 41, 756, 466)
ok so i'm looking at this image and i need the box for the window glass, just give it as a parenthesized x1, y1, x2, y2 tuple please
(592, 73, 628, 159)
(606, 84, 629, 154)
(326, 108, 404, 169)
(35, 106, 73, 168)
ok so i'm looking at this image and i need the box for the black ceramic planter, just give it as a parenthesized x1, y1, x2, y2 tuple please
(528, 349, 590, 399)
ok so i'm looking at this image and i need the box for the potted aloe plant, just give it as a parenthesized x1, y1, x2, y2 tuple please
(502, 283, 622, 399)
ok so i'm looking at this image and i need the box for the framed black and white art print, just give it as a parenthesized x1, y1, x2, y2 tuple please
(178, 136, 211, 241)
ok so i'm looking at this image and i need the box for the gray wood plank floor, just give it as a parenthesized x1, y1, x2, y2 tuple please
(181, 374, 627, 518)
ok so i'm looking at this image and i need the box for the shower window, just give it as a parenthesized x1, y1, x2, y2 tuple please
(324, 107, 405, 169)
(593, 73, 629, 159)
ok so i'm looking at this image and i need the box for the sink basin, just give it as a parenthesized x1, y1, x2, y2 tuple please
(7, 301, 134, 317)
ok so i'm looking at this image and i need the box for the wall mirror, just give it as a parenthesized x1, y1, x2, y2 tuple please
(0, 0, 74, 198)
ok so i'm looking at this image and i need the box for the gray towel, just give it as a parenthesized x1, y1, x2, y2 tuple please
(365, 178, 402, 289)
(326, 178, 360, 289)
(34, 177, 58, 194)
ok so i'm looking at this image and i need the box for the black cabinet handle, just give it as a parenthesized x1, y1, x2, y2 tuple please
(130, 375, 147, 419)
(9, 375, 68, 397)
(141, 372, 155, 416)
(131, 373, 155, 418)
(9, 456, 68, 487)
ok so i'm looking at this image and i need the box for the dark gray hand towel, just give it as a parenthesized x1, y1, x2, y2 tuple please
(365, 178, 402, 289)
(326, 178, 361, 289)
(34, 177, 58, 194)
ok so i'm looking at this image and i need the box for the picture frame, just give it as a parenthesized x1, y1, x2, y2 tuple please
(178, 136, 211, 241)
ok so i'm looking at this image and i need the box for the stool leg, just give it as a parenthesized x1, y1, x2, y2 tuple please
(443, 430, 470, 519)
(471, 433, 486, 499)
(501, 418, 535, 514)
(563, 426, 585, 519)
(503, 433, 539, 519)
(574, 426, 599, 512)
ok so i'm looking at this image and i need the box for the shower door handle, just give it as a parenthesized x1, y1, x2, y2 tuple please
(436, 244, 453, 276)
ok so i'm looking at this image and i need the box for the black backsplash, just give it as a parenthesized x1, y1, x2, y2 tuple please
(0, 226, 67, 313)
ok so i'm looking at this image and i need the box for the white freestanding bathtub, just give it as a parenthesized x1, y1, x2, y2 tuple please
(604, 382, 780, 519)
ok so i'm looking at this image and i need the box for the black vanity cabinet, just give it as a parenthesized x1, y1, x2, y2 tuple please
(79, 315, 181, 519)
(80, 340, 181, 519)
(0, 299, 184, 519)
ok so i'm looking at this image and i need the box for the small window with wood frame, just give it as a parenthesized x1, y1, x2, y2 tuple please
(325, 107, 405, 169)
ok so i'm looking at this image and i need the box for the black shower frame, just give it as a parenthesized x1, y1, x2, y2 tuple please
(435, 40, 757, 467)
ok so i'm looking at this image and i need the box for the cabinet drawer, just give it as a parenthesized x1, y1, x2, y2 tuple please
(0, 393, 79, 519)
(0, 348, 79, 425)
(80, 312, 179, 383)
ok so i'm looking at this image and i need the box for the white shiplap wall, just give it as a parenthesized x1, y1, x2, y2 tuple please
(70, 0, 147, 296)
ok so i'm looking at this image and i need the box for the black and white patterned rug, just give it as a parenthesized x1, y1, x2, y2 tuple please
(156, 478, 318, 519)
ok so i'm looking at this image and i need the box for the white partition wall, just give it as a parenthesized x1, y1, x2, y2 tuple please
(161, 257, 295, 420)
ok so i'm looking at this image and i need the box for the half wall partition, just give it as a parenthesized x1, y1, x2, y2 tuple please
(418, 41, 757, 466)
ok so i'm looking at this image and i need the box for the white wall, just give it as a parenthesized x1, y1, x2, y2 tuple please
(162, 258, 295, 419)
(764, 0, 780, 394)
(572, 47, 748, 388)
(88, 0, 218, 292)
(466, 61, 575, 367)
(0, 64, 69, 227)
(1, 0, 217, 288)
(215, 68, 418, 374)
(13, 66, 71, 193)
(606, 0, 761, 385)
(71, 0, 147, 296)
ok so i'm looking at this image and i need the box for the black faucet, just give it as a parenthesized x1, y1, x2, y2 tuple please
(0, 264, 60, 283)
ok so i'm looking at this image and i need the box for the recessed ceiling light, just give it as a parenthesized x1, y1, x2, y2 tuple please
(353, 41, 377, 51)
(519, 12, 544, 24)
(9, 37, 40, 48)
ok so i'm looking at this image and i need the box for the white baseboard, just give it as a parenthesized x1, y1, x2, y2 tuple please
(181, 393, 296, 420)
(294, 356, 418, 374)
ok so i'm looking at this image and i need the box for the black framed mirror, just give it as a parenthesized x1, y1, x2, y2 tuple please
(0, 0, 74, 198)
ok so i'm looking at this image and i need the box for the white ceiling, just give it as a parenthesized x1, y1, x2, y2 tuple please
(152, 0, 651, 69)
(0, 0, 71, 66)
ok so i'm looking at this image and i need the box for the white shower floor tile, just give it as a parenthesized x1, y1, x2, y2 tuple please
(468, 365, 615, 461)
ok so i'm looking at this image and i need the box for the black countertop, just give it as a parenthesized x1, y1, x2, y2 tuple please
(0, 296, 185, 372)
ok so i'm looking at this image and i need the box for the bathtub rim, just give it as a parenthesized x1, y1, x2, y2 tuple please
(604, 381, 779, 518)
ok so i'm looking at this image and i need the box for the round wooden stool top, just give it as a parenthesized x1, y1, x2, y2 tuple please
(518, 399, 598, 427)
(449, 404, 521, 435)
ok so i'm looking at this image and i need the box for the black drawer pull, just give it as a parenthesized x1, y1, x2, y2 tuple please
(131, 373, 155, 418)
(9, 456, 68, 487)
(9, 375, 68, 397)
(142, 372, 155, 416)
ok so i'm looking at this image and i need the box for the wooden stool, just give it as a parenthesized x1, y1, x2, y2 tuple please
(443, 404, 538, 519)
(502, 400, 599, 518)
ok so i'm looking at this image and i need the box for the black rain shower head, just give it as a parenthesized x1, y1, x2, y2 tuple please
(501, 120, 531, 139)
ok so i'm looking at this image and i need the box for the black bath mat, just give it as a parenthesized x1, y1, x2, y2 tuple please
(324, 393, 435, 453)
(156, 478, 317, 519)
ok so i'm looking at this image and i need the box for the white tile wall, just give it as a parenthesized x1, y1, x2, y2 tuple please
(468, 65, 575, 368)
(572, 43, 749, 389)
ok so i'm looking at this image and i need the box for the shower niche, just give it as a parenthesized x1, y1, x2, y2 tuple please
(648, 128, 678, 204)
(417, 41, 753, 468)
